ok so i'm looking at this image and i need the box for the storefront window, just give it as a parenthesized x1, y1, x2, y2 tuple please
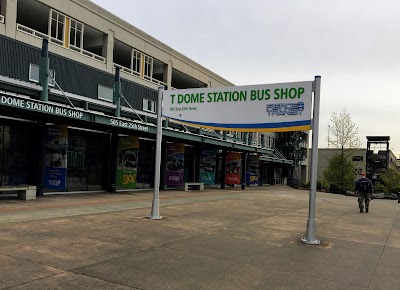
(0, 125, 32, 186)
(136, 139, 154, 188)
(66, 129, 107, 191)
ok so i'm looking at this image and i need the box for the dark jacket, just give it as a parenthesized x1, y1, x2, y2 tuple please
(355, 177, 373, 193)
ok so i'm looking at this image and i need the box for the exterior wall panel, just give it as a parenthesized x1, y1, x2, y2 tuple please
(0, 35, 157, 109)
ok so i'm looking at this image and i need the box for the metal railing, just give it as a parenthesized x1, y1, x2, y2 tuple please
(69, 44, 106, 63)
(274, 177, 287, 185)
(17, 24, 106, 64)
(274, 148, 287, 160)
(144, 75, 167, 87)
(81, 48, 106, 63)
(0, 15, 4, 24)
(17, 24, 48, 40)
(114, 63, 167, 88)
(113, 63, 140, 78)
(49, 37, 63, 46)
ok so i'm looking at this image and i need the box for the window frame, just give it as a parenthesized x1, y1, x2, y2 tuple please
(49, 9, 66, 45)
(143, 55, 153, 79)
(29, 64, 56, 87)
(97, 84, 113, 102)
(69, 18, 84, 50)
(131, 49, 141, 74)
(142, 98, 156, 113)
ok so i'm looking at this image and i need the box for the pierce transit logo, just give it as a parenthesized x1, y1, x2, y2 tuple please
(266, 102, 305, 116)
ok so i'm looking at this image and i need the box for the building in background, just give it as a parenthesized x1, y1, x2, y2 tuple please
(314, 148, 366, 183)
(366, 136, 400, 182)
(314, 137, 400, 189)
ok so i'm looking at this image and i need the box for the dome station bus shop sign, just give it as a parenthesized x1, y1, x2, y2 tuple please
(162, 81, 313, 132)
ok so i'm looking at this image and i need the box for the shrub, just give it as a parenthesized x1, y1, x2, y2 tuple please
(373, 182, 387, 193)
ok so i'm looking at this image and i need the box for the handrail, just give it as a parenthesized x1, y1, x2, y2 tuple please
(113, 63, 140, 77)
(144, 75, 167, 87)
(274, 178, 287, 185)
(274, 148, 287, 160)
(49, 37, 63, 46)
(17, 24, 48, 40)
(114, 63, 167, 88)
(17, 24, 106, 64)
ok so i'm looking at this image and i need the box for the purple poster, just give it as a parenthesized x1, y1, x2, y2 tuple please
(165, 143, 184, 186)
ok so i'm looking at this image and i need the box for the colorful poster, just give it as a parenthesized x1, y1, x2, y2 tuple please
(199, 147, 216, 185)
(165, 143, 185, 186)
(116, 136, 139, 189)
(246, 155, 260, 185)
(44, 125, 68, 190)
(226, 152, 241, 184)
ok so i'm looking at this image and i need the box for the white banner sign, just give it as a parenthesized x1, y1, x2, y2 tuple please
(162, 81, 313, 132)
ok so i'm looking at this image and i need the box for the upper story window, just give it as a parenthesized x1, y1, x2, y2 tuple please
(144, 55, 153, 79)
(132, 49, 141, 74)
(70, 19, 83, 49)
(50, 10, 65, 46)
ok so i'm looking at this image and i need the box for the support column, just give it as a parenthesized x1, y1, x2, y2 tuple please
(243, 132, 248, 144)
(241, 152, 246, 190)
(221, 150, 227, 189)
(259, 161, 263, 186)
(163, 118, 169, 128)
(160, 140, 166, 190)
(4, 0, 16, 38)
(248, 133, 252, 145)
(270, 165, 274, 185)
(195, 145, 201, 182)
(35, 124, 46, 196)
(104, 30, 115, 72)
(113, 67, 121, 117)
(39, 39, 49, 102)
(386, 140, 390, 170)
(108, 133, 118, 192)
(163, 61, 173, 89)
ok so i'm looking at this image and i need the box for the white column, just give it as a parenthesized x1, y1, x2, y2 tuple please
(5, 0, 17, 38)
(104, 29, 114, 72)
(163, 60, 172, 89)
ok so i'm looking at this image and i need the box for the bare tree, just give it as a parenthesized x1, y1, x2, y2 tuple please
(324, 108, 362, 192)
(327, 107, 362, 150)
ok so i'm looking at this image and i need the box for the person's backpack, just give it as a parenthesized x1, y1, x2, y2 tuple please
(360, 180, 369, 193)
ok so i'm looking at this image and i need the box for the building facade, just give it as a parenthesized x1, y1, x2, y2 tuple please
(366, 136, 400, 182)
(314, 148, 366, 183)
(0, 0, 303, 196)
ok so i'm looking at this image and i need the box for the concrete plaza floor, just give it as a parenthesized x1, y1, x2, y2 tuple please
(0, 185, 399, 289)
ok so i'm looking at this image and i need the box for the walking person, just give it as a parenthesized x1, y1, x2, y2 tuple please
(355, 172, 373, 213)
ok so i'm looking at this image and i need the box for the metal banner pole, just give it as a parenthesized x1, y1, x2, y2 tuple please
(149, 86, 164, 220)
(301, 76, 321, 244)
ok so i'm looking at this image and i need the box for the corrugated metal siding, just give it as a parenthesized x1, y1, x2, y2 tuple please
(0, 35, 157, 110)
(0, 36, 40, 81)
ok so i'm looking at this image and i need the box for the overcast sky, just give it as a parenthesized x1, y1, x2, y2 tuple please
(91, 0, 400, 154)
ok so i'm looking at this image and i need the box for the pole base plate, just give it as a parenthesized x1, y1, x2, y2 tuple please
(147, 215, 163, 220)
(301, 237, 320, 245)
